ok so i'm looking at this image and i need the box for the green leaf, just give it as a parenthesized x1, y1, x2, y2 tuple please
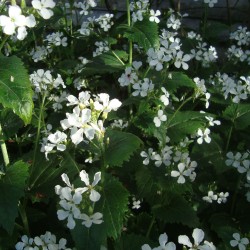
(0, 160, 29, 234)
(0, 108, 23, 139)
(167, 111, 207, 142)
(165, 72, 196, 92)
(152, 195, 199, 228)
(105, 130, 142, 167)
(0, 56, 33, 124)
(81, 50, 126, 75)
(98, 174, 129, 239)
(114, 233, 156, 250)
(223, 103, 250, 130)
(118, 19, 159, 51)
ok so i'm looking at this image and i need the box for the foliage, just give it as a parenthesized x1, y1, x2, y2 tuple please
(0, 0, 249, 249)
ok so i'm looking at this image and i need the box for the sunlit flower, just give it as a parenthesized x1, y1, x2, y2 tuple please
(32, 0, 56, 19)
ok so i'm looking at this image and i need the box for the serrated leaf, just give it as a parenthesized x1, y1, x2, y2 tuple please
(81, 51, 126, 75)
(152, 195, 199, 228)
(0, 56, 33, 124)
(105, 130, 142, 167)
(167, 111, 207, 142)
(118, 19, 159, 51)
(165, 72, 196, 92)
(99, 175, 129, 238)
(223, 103, 250, 130)
(0, 160, 29, 234)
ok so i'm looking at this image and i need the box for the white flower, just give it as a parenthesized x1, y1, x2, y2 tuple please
(197, 128, 211, 144)
(230, 233, 249, 250)
(217, 192, 229, 204)
(202, 191, 218, 203)
(132, 197, 141, 209)
(80, 212, 103, 228)
(0, 5, 27, 36)
(178, 228, 215, 250)
(141, 233, 176, 250)
(79, 170, 101, 202)
(160, 87, 170, 106)
(94, 93, 122, 114)
(154, 233, 176, 250)
(32, 0, 56, 19)
(140, 148, 155, 165)
(57, 200, 81, 229)
(171, 162, 191, 184)
(149, 9, 161, 23)
(154, 110, 167, 127)
(15, 235, 34, 250)
(204, 0, 218, 8)
(174, 51, 191, 70)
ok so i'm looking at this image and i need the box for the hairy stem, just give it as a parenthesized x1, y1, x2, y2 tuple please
(0, 35, 9, 53)
(146, 216, 155, 238)
(0, 123, 10, 168)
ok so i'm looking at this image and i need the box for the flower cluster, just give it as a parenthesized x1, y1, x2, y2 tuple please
(203, 190, 229, 204)
(15, 231, 71, 250)
(211, 73, 250, 103)
(55, 171, 103, 229)
(141, 137, 198, 184)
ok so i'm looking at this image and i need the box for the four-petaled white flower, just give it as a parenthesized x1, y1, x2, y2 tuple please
(154, 110, 167, 127)
(230, 233, 249, 250)
(149, 9, 161, 23)
(79, 170, 101, 202)
(80, 212, 103, 228)
(197, 128, 211, 144)
(171, 162, 191, 184)
(174, 51, 191, 70)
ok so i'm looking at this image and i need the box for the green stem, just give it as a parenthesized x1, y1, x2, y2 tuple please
(111, 50, 125, 65)
(167, 96, 193, 126)
(11, 0, 16, 5)
(18, 200, 30, 235)
(225, 125, 233, 152)
(0, 36, 9, 53)
(146, 216, 155, 238)
(31, 94, 46, 174)
(230, 176, 242, 215)
(226, 0, 232, 27)
(126, 0, 133, 116)
(0, 123, 10, 168)
(202, 4, 208, 38)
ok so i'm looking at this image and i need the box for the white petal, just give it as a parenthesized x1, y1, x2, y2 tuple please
(90, 189, 101, 202)
(92, 172, 101, 187)
(67, 214, 76, 229)
(61, 173, 71, 187)
(57, 210, 69, 220)
(40, 8, 53, 19)
(178, 235, 192, 247)
(79, 170, 90, 185)
(159, 233, 168, 247)
(192, 228, 204, 245)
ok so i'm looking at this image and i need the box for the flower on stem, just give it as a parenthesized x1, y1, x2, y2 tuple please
(174, 51, 191, 70)
(171, 162, 191, 184)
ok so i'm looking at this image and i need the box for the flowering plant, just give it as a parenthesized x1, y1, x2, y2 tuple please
(0, 0, 249, 249)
